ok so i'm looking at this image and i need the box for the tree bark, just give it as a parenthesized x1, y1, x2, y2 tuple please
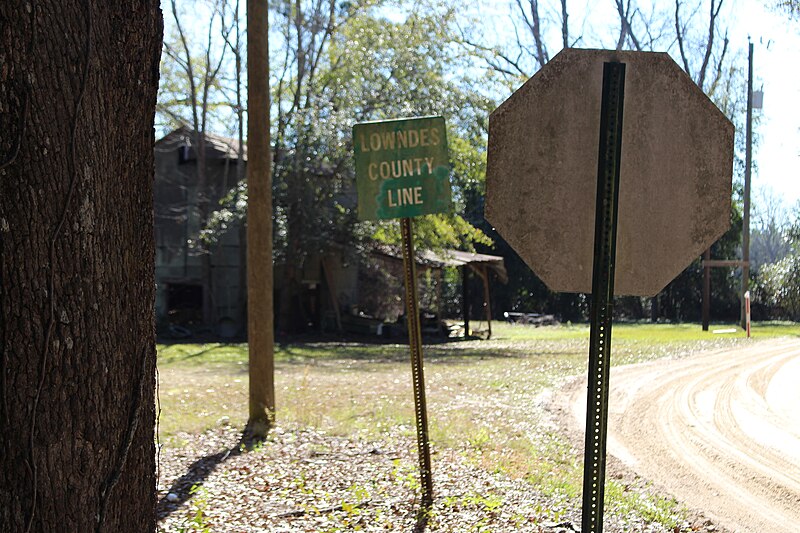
(246, 0, 275, 439)
(0, 2, 162, 532)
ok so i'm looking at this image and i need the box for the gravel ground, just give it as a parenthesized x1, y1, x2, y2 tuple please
(156, 423, 721, 532)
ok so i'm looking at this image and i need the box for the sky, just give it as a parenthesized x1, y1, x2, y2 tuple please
(729, 0, 800, 213)
(469, 0, 800, 215)
(170, 0, 799, 215)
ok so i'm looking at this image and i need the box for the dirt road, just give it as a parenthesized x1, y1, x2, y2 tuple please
(569, 338, 800, 532)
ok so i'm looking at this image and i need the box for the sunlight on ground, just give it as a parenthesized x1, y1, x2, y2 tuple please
(155, 321, 799, 529)
(156, 321, 800, 438)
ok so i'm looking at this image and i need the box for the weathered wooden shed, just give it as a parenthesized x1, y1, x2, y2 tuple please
(154, 128, 358, 337)
(154, 128, 506, 339)
(154, 127, 247, 336)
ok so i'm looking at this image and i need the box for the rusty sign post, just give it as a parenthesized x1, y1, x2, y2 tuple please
(399, 216, 434, 511)
(486, 49, 734, 532)
(353, 116, 451, 513)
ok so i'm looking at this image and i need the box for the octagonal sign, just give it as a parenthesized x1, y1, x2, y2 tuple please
(485, 48, 734, 296)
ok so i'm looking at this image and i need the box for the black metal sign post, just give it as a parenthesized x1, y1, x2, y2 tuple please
(400, 217, 434, 513)
(581, 61, 625, 533)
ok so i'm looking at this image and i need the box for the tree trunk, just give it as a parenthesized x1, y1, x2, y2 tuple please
(246, 0, 275, 438)
(0, 2, 162, 532)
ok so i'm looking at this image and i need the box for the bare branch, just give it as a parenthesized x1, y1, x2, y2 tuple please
(293, 0, 305, 114)
(674, 0, 691, 74)
(170, 0, 199, 131)
(202, 6, 229, 131)
(460, 35, 530, 79)
(615, 0, 643, 51)
(514, 0, 549, 68)
(163, 42, 190, 70)
(305, 0, 337, 109)
(697, 0, 725, 90)
(707, 30, 729, 98)
(156, 104, 192, 127)
(639, 8, 668, 50)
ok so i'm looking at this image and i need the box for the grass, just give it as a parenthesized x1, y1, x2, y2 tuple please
(157, 343, 250, 365)
(604, 480, 683, 528)
(156, 321, 800, 438)
(156, 321, 799, 523)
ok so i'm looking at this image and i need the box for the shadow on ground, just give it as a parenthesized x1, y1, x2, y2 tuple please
(156, 432, 261, 519)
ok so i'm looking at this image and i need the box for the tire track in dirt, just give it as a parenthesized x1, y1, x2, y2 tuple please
(569, 338, 800, 532)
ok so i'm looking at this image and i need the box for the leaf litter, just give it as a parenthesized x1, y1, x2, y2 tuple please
(156, 331, 742, 532)
(156, 421, 721, 532)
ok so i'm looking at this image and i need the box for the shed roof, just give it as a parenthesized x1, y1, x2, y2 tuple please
(376, 247, 508, 284)
(156, 126, 247, 161)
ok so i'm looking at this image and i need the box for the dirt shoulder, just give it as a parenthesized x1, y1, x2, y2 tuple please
(554, 338, 800, 533)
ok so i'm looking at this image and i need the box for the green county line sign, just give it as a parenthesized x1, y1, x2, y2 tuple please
(353, 116, 451, 220)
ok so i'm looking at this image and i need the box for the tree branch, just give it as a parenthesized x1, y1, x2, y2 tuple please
(615, 0, 643, 51)
(170, 0, 199, 132)
(697, 0, 724, 90)
(674, 0, 691, 74)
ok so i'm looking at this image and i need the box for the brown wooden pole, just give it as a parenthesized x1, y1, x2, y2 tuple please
(741, 41, 753, 329)
(435, 269, 443, 318)
(461, 266, 470, 336)
(481, 266, 493, 340)
(702, 248, 711, 331)
(321, 258, 342, 333)
(246, 0, 274, 439)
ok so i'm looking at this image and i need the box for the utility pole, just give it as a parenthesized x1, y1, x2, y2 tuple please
(705, 41, 760, 332)
(246, 0, 274, 439)
(702, 248, 711, 331)
(742, 41, 753, 329)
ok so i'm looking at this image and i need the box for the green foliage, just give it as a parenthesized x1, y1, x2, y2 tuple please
(161, 1, 496, 287)
(157, 342, 249, 365)
(177, 485, 212, 533)
(158, 0, 775, 325)
(779, 0, 800, 18)
(391, 459, 421, 492)
(604, 481, 682, 528)
(757, 256, 800, 319)
(370, 213, 492, 252)
(275, 1, 492, 260)
(437, 266, 463, 317)
(440, 492, 505, 530)
(199, 181, 247, 246)
(183, 1, 496, 302)
(755, 211, 800, 319)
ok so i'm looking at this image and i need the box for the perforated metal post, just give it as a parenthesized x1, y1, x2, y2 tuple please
(400, 217, 434, 511)
(581, 61, 625, 533)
